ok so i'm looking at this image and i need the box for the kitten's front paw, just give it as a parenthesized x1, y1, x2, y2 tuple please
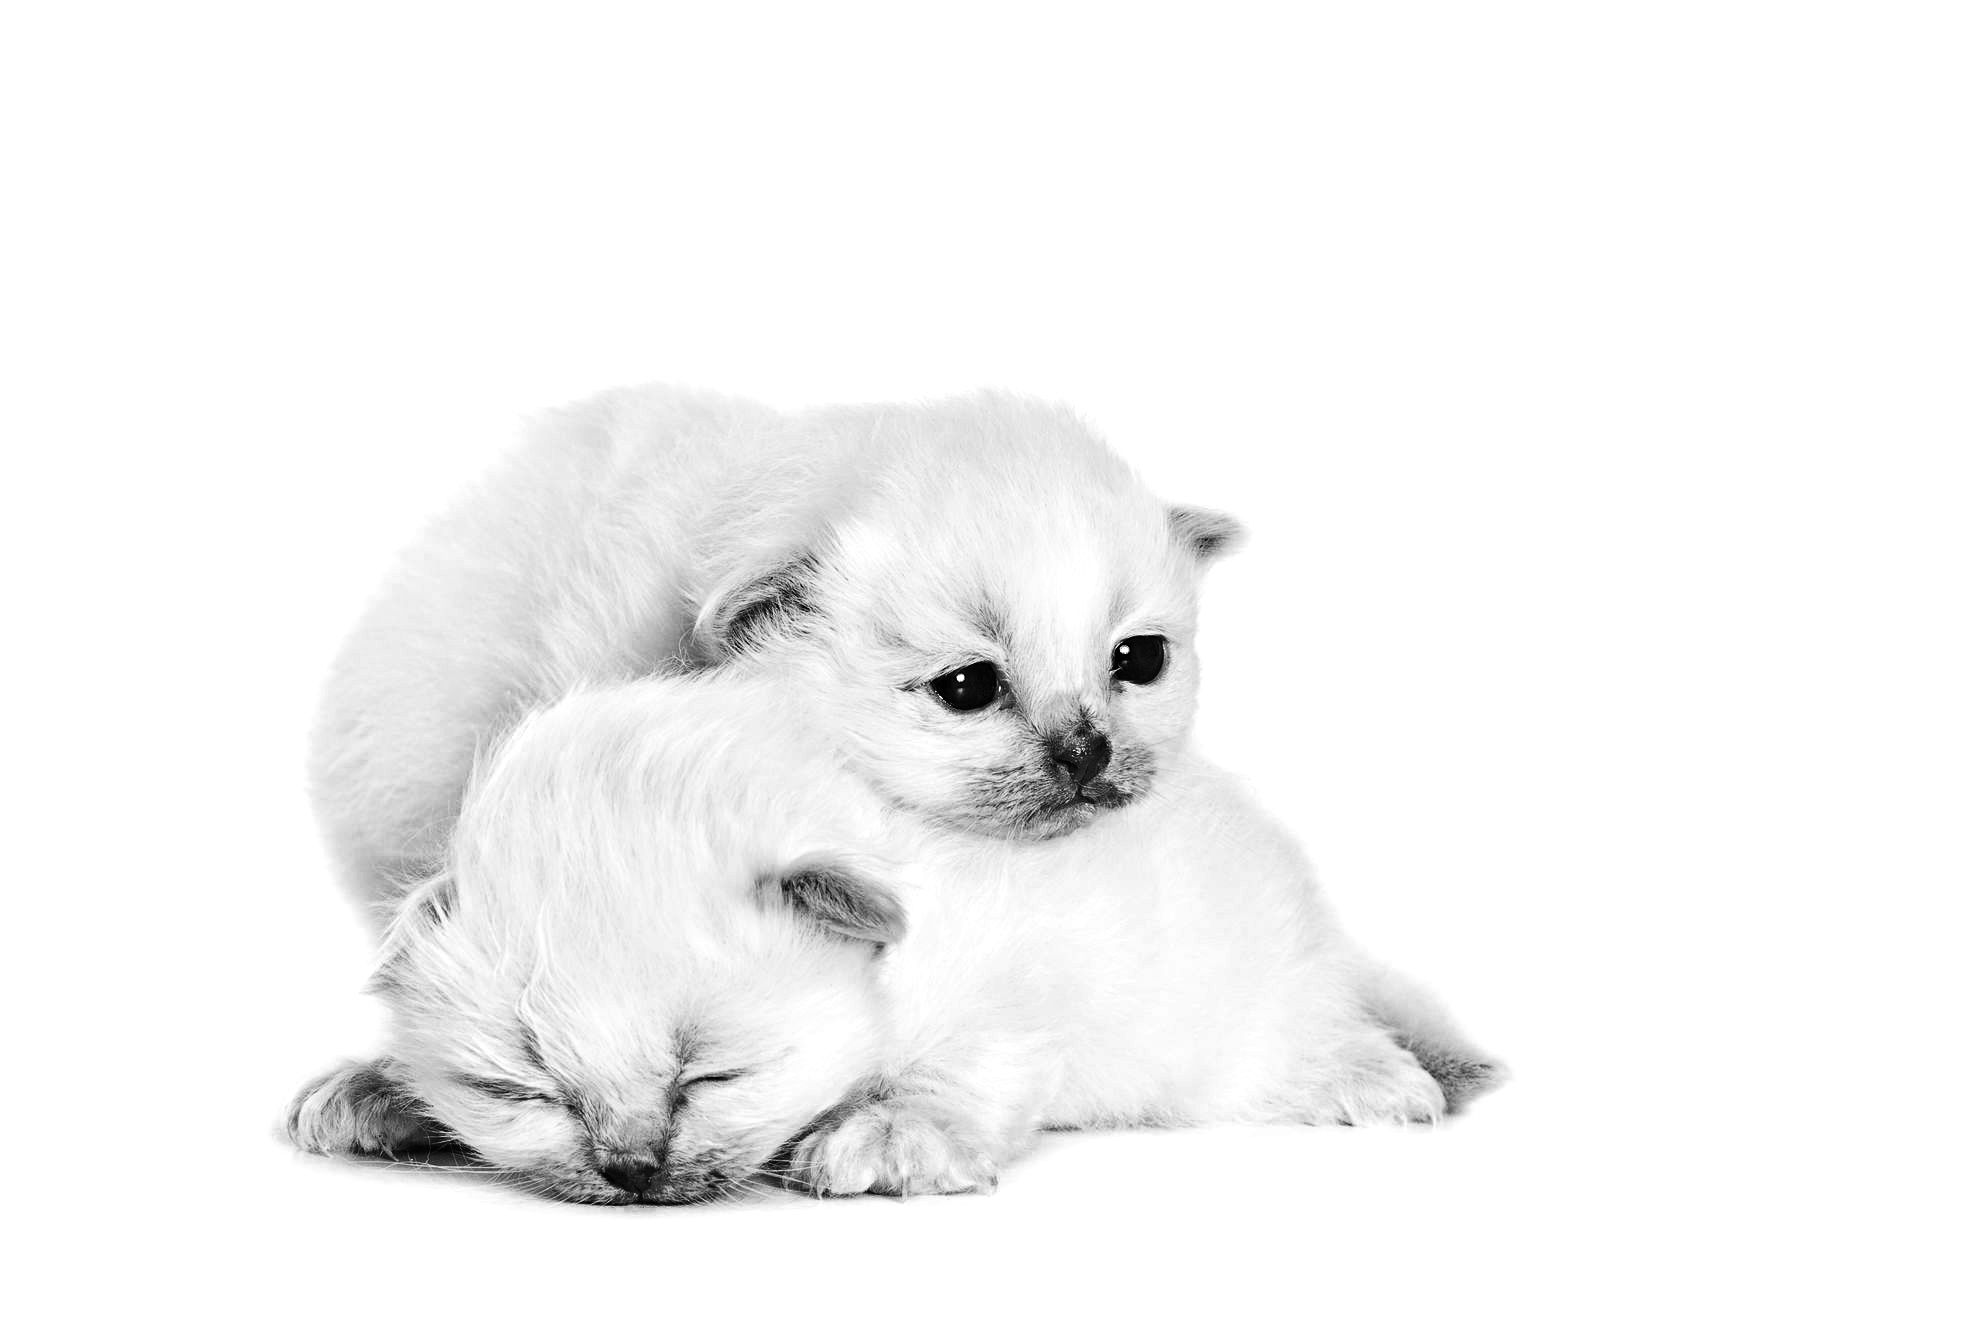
(286, 1059, 445, 1158)
(1302, 1037, 1448, 1127)
(784, 1098, 998, 1197)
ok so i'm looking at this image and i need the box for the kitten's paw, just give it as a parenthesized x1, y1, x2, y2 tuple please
(784, 1098, 998, 1197)
(285, 1059, 444, 1158)
(1302, 1037, 1448, 1127)
(1402, 1040, 1508, 1114)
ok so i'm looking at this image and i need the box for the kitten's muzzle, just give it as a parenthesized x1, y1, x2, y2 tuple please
(595, 1141, 747, 1204)
(597, 1151, 664, 1198)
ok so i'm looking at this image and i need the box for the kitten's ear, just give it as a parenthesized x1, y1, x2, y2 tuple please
(691, 553, 821, 663)
(762, 855, 905, 948)
(1167, 505, 1246, 562)
(366, 872, 457, 995)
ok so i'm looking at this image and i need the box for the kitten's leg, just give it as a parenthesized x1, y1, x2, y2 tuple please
(1357, 962, 1507, 1113)
(285, 1058, 451, 1158)
(779, 1059, 1035, 1198)
(1282, 970, 1451, 1126)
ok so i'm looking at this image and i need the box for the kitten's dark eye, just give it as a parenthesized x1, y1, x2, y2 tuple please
(1111, 635, 1167, 685)
(930, 660, 1001, 711)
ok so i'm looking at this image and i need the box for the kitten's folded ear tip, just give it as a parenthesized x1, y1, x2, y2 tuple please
(1167, 504, 1246, 561)
(765, 856, 905, 948)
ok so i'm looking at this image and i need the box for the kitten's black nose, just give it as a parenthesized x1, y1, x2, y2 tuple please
(1050, 729, 1112, 788)
(597, 1154, 663, 1198)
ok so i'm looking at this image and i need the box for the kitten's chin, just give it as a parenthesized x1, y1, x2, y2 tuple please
(979, 791, 1135, 841)
(518, 1164, 755, 1207)
(1018, 803, 1100, 840)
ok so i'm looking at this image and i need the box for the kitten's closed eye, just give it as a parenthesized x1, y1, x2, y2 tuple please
(682, 1068, 748, 1088)
(454, 1074, 563, 1105)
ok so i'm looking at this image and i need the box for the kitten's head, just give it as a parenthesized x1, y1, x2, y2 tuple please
(695, 394, 1242, 840)
(377, 860, 897, 1204)
(371, 693, 900, 1204)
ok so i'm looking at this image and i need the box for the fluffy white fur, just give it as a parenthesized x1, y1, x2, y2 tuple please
(288, 675, 1501, 1202)
(313, 386, 1242, 923)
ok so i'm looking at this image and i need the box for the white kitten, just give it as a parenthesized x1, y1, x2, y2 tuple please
(288, 675, 1500, 1202)
(313, 386, 1241, 922)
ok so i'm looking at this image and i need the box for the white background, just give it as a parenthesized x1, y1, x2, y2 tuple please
(5, 3, 1975, 1316)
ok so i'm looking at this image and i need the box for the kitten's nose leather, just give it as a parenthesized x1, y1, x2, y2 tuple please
(598, 1154, 662, 1197)
(1050, 730, 1112, 788)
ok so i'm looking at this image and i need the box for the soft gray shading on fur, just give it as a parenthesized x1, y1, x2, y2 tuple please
(1401, 1039, 1507, 1113)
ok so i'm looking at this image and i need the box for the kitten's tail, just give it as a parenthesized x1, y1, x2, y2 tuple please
(1357, 961, 1508, 1113)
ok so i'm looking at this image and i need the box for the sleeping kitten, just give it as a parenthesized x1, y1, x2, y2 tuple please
(313, 386, 1241, 923)
(291, 678, 902, 1203)
(288, 674, 1501, 1202)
